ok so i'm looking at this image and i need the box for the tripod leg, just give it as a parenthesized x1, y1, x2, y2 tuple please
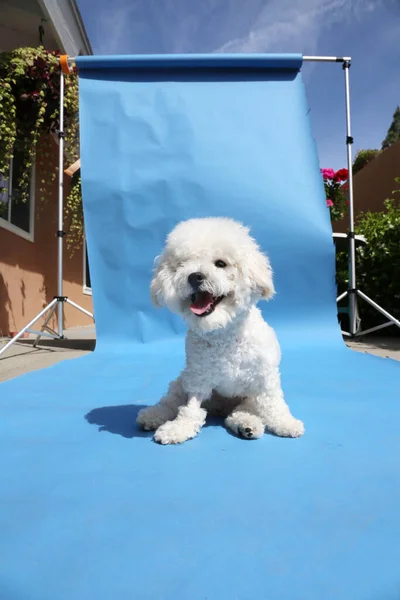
(348, 291, 361, 336)
(337, 290, 348, 303)
(357, 290, 400, 330)
(336, 291, 352, 336)
(32, 302, 59, 348)
(65, 298, 94, 319)
(0, 298, 58, 358)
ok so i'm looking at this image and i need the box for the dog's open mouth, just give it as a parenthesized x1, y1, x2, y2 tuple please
(190, 291, 224, 317)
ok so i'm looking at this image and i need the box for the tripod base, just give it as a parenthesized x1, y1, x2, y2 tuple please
(0, 297, 94, 358)
(339, 288, 400, 337)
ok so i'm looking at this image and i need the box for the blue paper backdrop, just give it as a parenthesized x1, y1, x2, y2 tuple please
(77, 54, 339, 351)
(1, 55, 400, 600)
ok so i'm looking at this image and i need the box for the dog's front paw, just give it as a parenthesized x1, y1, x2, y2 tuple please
(268, 417, 305, 438)
(136, 406, 170, 431)
(285, 418, 305, 438)
(153, 420, 198, 445)
(225, 412, 265, 440)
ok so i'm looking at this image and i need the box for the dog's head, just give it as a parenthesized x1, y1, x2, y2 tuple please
(150, 217, 275, 333)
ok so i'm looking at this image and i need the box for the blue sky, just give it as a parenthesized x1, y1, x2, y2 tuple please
(77, 0, 400, 170)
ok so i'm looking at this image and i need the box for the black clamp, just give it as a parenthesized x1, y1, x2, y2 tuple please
(346, 136, 354, 144)
(348, 288, 357, 294)
(342, 60, 351, 70)
(54, 296, 68, 302)
(56, 230, 66, 237)
(347, 232, 355, 239)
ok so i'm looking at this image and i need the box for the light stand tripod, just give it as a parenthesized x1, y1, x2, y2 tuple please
(0, 63, 94, 359)
(332, 59, 400, 337)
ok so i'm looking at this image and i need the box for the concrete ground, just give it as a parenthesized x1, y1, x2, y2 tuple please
(0, 326, 96, 383)
(1, 325, 400, 384)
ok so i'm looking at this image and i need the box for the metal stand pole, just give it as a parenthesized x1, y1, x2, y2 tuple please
(57, 69, 66, 339)
(336, 60, 400, 337)
(340, 60, 360, 336)
(0, 68, 94, 359)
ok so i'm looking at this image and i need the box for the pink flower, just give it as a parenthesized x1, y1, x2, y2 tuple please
(321, 168, 335, 180)
(326, 199, 334, 207)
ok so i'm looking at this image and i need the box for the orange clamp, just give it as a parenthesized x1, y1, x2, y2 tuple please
(60, 55, 73, 74)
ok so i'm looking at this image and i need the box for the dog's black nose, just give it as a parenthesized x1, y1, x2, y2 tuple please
(188, 272, 204, 290)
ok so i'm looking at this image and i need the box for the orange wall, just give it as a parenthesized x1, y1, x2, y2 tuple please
(332, 139, 400, 233)
(0, 139, 93, 337)
(352, 139, 400, 216)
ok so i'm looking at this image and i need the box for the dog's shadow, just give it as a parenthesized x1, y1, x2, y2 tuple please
(85, 404, 151, 439)
(84, 404, 226, 440)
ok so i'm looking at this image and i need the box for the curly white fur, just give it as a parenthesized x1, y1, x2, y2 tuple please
(137, 217, 305, 444)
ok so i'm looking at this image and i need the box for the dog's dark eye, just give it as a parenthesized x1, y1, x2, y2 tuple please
(215, 260, 227, 268)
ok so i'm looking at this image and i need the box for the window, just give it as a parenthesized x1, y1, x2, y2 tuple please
(83, 238, 92, 294)
(0, 150, 35, 242)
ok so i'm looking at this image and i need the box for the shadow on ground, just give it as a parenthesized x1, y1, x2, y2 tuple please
(85, 404, 232, 441)
(85, 404, 150, 439)
(16, 338, 96, 351)
(347, 335, 400, 353)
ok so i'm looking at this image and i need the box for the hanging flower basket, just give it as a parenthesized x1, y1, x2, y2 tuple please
(0, 46, 79, 199)
(0, 46, 83, 250)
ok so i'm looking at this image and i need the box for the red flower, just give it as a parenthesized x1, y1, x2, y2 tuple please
(334, 168, 348, 182)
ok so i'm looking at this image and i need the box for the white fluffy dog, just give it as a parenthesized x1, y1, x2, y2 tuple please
(137, 217, 305, 445)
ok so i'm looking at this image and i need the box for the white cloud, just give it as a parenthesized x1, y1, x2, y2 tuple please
(80, 0, 390, 57)
(212, 0, 384, 55)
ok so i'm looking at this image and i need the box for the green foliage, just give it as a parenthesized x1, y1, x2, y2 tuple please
(0, 46, 79, 199)
(65, 170, 83, 254)
(336, 177, 400, 333)
(352, 149, 380, 175)
(381, 106, 400, 150)
(0, 46, 82, 250)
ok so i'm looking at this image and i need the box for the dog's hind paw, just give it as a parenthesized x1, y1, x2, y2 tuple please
(238, 425, 260, 439)
(225, 412, 264, 440)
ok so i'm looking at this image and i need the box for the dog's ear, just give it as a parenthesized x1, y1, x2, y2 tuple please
(247, 247, 275, 300)
(150, 254, 169, 307)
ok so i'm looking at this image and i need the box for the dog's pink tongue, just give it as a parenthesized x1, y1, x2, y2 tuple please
(190, 291, 214, 315)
